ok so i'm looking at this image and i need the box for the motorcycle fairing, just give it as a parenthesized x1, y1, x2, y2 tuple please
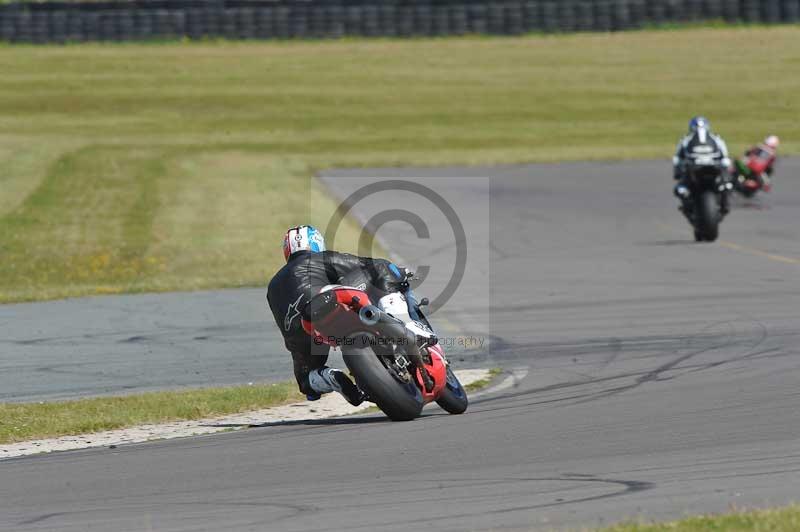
(302, 286, 450, 405)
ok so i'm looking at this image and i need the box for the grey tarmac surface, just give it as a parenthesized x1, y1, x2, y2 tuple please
(0, 288, 289, 402)
(2, 159, 800, 531)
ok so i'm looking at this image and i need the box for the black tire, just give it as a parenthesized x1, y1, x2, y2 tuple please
(695, 191, 719, 242)
(435, 365, 469, 415)
(342, 335, 423, 421)
(694, 229, 703, 242)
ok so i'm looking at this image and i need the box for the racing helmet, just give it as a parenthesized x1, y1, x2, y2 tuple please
(764, 135, 780, 149)
(282, 225, 326, 261)
(688, 116, 710, 132)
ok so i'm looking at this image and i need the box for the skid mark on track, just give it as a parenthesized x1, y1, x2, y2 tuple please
(474, 316, 792, 416)
(15, 499, 313, 528)
(329, 474, 655, 532)
(471, 368, 528, 399)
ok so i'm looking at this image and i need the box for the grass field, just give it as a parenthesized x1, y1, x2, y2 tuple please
(600, 505, 800, 531)
(1, 27, 799, 302)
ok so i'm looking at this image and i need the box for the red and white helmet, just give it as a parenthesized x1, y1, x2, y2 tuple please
(764, 135, 780, 149)
(282, 225, 326, 261)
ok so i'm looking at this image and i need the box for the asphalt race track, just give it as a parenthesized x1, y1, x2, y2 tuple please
(0, 289, 291, 402)
(2, 159, 800, 531)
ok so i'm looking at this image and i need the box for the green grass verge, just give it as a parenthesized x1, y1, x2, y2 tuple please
(0, 382, 303, 444)
(1, 26, 799, 302)
(0, 368, 501, 444)
(600, 505, 800, 531)
(464, 367, 503, 392)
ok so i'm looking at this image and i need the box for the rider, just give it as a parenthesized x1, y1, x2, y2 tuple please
(738, 135, 780, 187)
(673, 116, 732, 213)
(266, 225, 418, 406)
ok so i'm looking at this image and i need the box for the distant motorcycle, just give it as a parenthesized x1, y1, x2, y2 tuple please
(680, 143, 733, 242)
(731, 147, 774, 198)
(301, 284, 468, 421)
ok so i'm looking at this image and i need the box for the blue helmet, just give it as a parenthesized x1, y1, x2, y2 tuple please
(282, 225, 326, 261)
(689, 116, 710, 132)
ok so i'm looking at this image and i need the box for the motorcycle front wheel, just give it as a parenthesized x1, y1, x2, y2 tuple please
(342, 334, 424, 421)
(435, 365, 469, 415)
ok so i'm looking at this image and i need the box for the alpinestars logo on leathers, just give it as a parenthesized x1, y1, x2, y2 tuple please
(284, 294, 304, 331)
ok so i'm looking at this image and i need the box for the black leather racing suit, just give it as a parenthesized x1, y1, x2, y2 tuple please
(673, 130, 731, 182)
(266, 250, 403, 395)
(672, 129, 732, 214)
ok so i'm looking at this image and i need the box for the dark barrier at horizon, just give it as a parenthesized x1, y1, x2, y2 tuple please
(1, 0, 798, 44)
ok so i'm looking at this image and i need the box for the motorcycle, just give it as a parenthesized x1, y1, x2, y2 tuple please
(731, 148, 774, 198)
(301, 284, 468, 421)
(680, 148, 733, 243)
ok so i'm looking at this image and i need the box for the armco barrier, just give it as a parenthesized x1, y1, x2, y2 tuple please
(0, 0, 798, 44)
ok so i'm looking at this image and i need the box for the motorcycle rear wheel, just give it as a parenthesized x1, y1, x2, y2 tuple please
(695, 191, 719, 242)
(342, 334, 424, 421)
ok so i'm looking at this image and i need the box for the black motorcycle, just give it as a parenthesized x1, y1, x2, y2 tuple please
(679, 142, 733, 243)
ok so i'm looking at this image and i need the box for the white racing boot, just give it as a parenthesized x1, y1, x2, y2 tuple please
(308, 367, 364, 406)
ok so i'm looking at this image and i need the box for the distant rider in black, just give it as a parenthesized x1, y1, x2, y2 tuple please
(673, 115, 732, 214)
(267, 225, 410, 406)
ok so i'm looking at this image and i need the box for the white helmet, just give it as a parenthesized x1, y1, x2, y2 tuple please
(282, 225, 326, 261)
(764, 135, 780, 149)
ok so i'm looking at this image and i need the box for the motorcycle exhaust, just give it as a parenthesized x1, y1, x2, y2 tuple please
(358, 305, 382, 326)
(358, 305, 418, 351)
(358, 305, 406, 329)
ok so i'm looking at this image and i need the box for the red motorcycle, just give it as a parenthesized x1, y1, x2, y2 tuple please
(731, 147, 774, 198)
(301, 286, 468, 421)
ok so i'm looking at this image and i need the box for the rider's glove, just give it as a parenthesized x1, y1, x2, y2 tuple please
(396, 267, 415, 291)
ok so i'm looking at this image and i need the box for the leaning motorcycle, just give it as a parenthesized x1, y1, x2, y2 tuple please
(680, 149, 732, 243)
(731, 150, 773, 198)
(301, 285, 468, 421)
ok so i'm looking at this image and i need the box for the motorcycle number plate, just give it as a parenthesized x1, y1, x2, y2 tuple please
(694, 156, 715, 165)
